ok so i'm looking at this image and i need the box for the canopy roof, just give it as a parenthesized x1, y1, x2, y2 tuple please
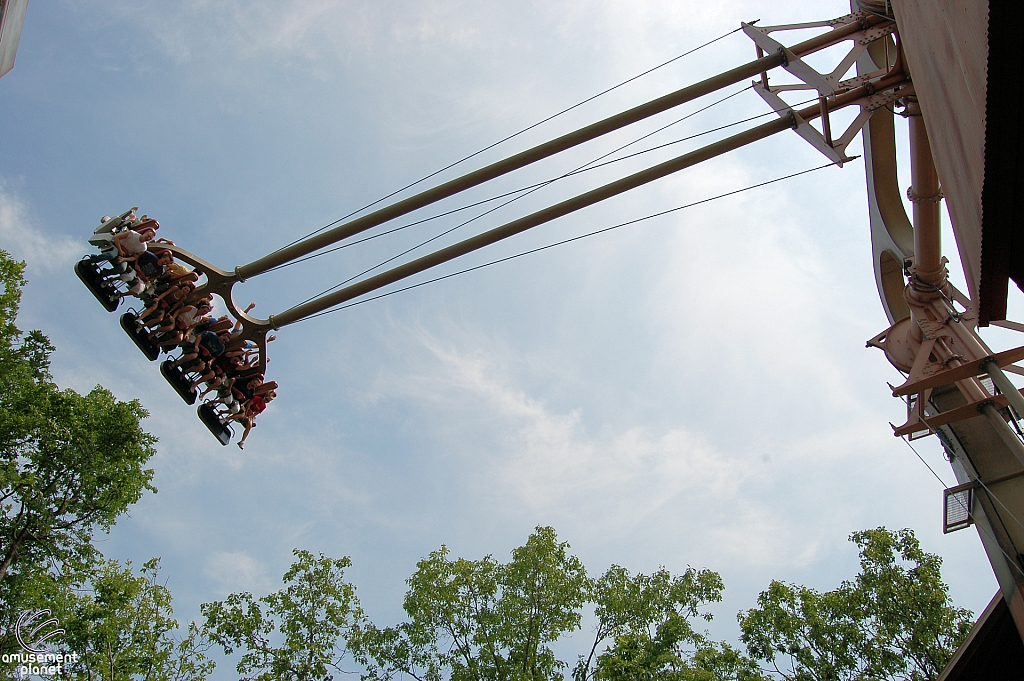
(892, 0, 1024, 325)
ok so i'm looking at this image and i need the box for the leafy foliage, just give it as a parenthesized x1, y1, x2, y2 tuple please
(202, 549, 360, 681)
(593, 628, 766, 681)
(0, 250, 158, 650)
(337, 526, 964, 681)
(576, 564, 732, 681)
(739, 528, 972, 681)
(351, 526, 589, 681)
(349, 526, 732, 681)
(200, 526, 966, 681)
(54, 557, 214, 681)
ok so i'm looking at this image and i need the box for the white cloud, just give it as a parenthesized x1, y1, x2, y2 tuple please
(0, 183, 82, 272)
(102, 0, 510, 65)
(204, 551, 271, 594)
(368, 322, 861, 570)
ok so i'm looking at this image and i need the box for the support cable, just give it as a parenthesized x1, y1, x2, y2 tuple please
(262, 26, 745, 259)
(267, 68, 909, 326)
(288, 94, 783, 310)
(269, 114, 797, 327)
(901, 435, 1024, 579)
(902, 435, 952, 488)
(281, 88, 818, 308)
(239, 51, 791, 280)
(239, 14, 884, 280)
(293, 161, 840, 323)
(263, 86, 755, 276)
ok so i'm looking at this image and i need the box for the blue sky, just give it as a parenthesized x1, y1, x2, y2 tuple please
(2, 0, 1019, 676)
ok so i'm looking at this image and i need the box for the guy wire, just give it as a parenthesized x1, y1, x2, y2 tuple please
(262, 26, 746, 258)
(265, 85, 755, 277)
(901, 435, 1024, 580)
(295, 160, 843, 322)
(285, 89, 819, 308)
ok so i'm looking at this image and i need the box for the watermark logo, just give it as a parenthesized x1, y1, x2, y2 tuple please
(3, 610, 79, 678)
(15, 610, 63, 654)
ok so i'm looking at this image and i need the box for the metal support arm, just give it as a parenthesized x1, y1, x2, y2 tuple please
(236, 12, 888, 281)
(269, 115, 796, 328)
(267, 75, 901, 328)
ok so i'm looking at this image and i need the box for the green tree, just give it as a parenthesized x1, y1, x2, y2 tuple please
(215, 526, 969, 681)
(576, 564, 763, 681)
(739, 527, 972, 681)
(0, 250, 158, 648)
(593, 626, 766, 681)
(738, 580, 865, 680)
(201, 549, 360, 681)
(54, 557, 214, 681)
(351, 526, 590, 681)
(350, 526, 731, 681)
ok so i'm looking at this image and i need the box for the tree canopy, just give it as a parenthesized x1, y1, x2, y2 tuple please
(349, 526, 591, 681)
(199, 525, 972, 681)
(202, 549, 360, 681)
(0, 251, 158, 581)
(739, 528, 973, 681)
(53, 557, 214, 681)
(0, 250, 159, 654)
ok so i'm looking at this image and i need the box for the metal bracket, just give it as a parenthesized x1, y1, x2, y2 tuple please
(153, 243, 272, 377)
(745, 9, 907, 168)
(742, 22, 834, 94)
(742, 12, 895, 96)
(892, 345, 1024, 397)
(753, 82, 860, 165)
(752, 78, 913, 166)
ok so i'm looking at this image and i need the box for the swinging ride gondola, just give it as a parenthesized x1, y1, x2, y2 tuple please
(75, 0, 1024, 668)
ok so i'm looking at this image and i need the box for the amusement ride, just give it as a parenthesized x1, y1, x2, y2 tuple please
(73, 0, 1024, 670)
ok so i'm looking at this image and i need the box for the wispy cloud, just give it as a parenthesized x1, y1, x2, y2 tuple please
(368, 322, 851, 570)
(204, 551, 271, 594)
(102, 0, 509, 65)
(0, 183, 82, 272)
